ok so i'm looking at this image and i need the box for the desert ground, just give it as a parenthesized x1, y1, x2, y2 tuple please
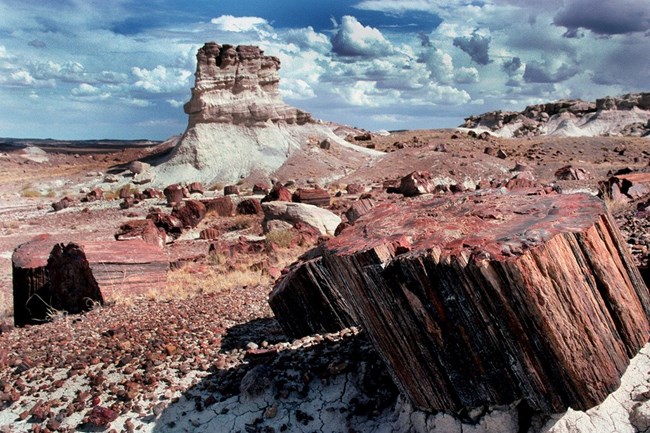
(1, 130, 650, 433)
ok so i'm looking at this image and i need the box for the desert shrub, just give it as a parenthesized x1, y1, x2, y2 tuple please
(228, 215, 254, 231)
(21, 185, 41, 198)
(265, 229, 295, 249)
(208, 181, 224, 191)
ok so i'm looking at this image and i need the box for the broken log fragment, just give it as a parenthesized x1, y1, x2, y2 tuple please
(271, 190, 650, 414)
(13, 235, 168, 326)
(269, 255, 356, 338)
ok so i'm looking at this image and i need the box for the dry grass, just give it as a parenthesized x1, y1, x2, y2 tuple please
(20, 187, 41, 198)
(265, 229, 295, 249)
(162, 253, 271, 300)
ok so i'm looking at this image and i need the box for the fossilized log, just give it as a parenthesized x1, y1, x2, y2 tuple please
(13, 235, 168, 326)
(269, 256, 356, 337)
(271, 191, 650, 414)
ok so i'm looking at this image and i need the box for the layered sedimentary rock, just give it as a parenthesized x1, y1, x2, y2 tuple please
(270, 190, 650, 414)
(13, 235, 168, 325)
(155, 42, 377, 185)
(184, 43, 310, 127)
(462, 92, 650, 137)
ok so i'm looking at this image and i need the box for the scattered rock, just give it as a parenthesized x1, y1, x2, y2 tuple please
(262, 202, 341, 236)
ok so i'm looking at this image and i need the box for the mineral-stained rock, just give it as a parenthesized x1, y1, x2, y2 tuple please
(51, 197, 73, 212)
(270, 190, 650, 414)
(199, 228, 220, 240)
(262, 202, 341, 236)
(164, 184, 184, 206)
(344, 198, 376, 223)
(115, 219, 165, 247)
(201, 196, 235, 217)
(262, 184, 292, 203)
(292, 188, 330, 207)
(188, 181, 205, 195)
(147, 211, 183, 238)
(253, 183, 270, 195)
(555, 165, 590, 181)
(171, 200, 206, 228)
(237, 198, 263, 215)
(13, 236, 168, 326)
(223, 185, 239, 196)
(397, 171, 437, 197)
(604, 172, 650, 204)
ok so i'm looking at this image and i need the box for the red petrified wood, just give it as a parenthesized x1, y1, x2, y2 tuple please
(13, 235, 168, 326)
(269, 190, 650, 414)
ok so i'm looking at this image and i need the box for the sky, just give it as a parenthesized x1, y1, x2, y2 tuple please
(0, 0, 648, 140)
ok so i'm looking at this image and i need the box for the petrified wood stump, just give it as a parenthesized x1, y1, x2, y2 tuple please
(270, 191, 650, 414)
(13, 235, 168, 326)
(269, 256, 356, 337)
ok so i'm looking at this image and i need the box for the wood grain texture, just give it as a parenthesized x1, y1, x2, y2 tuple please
(270, 191, 650, 413)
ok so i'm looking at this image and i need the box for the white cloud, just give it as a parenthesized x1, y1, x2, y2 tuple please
(210, 15, 275, 39)
(10, 70, 35, 85)
(281, 79, 316, 100)
(455, 66, 479, 84)
(331, 16, 394, 58)
(132, 66, 192, 93)
(166, 99, 185, 108)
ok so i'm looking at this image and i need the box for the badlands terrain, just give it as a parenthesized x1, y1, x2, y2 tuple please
(1, 42, 650, 433)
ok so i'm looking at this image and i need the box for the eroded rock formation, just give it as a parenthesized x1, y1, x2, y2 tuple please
(463, 92, 650, 137)
(184, 43, 311, 127)
(270, 190, 650, 414)
(153, 42, 381, 186)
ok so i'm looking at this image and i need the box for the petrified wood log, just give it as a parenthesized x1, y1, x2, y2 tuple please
(270, 190, 650, 414)
(13, 235, 168, 326)
(292, 188, 331, 207)
(269, 256, 356, 337)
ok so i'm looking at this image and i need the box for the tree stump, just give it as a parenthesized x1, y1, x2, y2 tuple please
(292, 188, 331, 207)
(13, 235, 168, 326)
(270, 191, 650, 414)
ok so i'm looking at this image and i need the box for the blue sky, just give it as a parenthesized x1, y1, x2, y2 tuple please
(0, 0, 648, 139)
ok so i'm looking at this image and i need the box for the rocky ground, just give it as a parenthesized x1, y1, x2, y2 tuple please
(1, 131, 650, 432)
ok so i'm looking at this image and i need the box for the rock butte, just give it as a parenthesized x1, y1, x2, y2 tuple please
(270, 190, 650, 414)
(154, 42, 379, 186)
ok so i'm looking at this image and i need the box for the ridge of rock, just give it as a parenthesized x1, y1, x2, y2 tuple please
(462, 92, 650, 138)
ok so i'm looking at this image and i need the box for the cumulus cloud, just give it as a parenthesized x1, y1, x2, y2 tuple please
(71, 83, 110, 100)
(210, 15, 269, 33)
(454, 66, 479, 84)
(331, 16, 394, 58)
(523, 60, 579, 83)
(418, 47, 454, 83)
(502, 57, 523, 76)
(453, 32, 491, 65)
(554, 0, 650, 36)
(132, 66, 191, 93)
(281, 78, 316, 100)
(283, 27, 331, 53)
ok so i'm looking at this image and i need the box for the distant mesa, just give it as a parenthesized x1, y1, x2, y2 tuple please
(154, 42, 378, 186)
(461, 92, 650, 138)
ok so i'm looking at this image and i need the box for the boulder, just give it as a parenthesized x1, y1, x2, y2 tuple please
(201, 196, 235, 217)
(128, 161, 150, 175)
(237, 198, 263, 215)
(262, 183, 292, 203)
(171, 200, 206, 228)
(163, 184, 184, 206)
(147, 211, 183, 239)
(115, 219, 165, 247)
(262, 202, 341, 236)
(555, 165, 590, 181)
(224, 185, 239, 196)
(270, 191, 650, 414)
(51, 197, 74, 212)
(397, 171, 437, 197)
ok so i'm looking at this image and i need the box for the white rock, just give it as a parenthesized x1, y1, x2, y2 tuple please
(262, 201, 341, 236)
